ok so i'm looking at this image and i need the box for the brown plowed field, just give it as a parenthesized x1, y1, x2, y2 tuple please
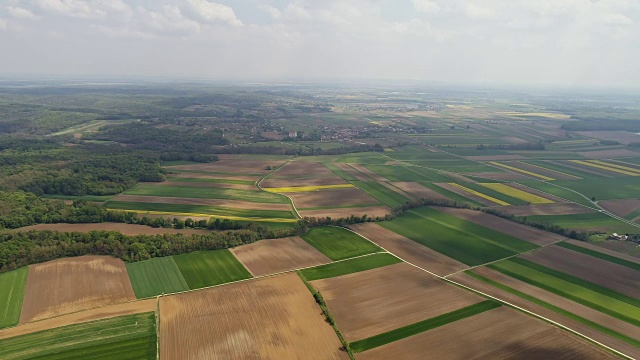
(358, 306, 616, 360)
(167, 159, 284, 174)
(159, 273, 347, 360)
(599, 199, 640, 218)
(310, 262, 482, 341)
(161, 181, 257, 191)
(434, 183, 496, 206)
(448, 272, 640, 358)
(469, 267, 640, 341)
(509, 162, 579, 180)
(465, 155, 526, 161)
(564, 240, 640, 264)
(20, 256, 136, 323)
(111, 195, 291, 211)
(444, 172, 476, 183)
(334, 163, 371, 181)
(272, 161, 337, 178)
(577, 131, 640, 145)
(379, 182, 414, 199)
(348, 164, 387, 181)
(0, 299, 155, 340)
(261, 177, 347, 188)
(289, 188, 381, 209)
(389, 182, 450, 201)
(348, 223, 466, 276)
(522, 246, 640, 298)
(165, 172, 259, 182)
(299, 206, 391, 220)
(497, 203, 596, 216)
(577, 149, 640, 159)
(14, 223, 212, 236)
(436, 207, 566, 246)
(230, 236, 331, 276)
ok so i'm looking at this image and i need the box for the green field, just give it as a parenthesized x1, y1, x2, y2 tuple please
(524, 161, 601, 179)
(380, 208, 536, 266)
(525, 212, 640, 233)
(456, 182, 528, 205)
(124, 183, 287, 203)
(409, 159, 501, 173)
(352, 181, 410, 208)
(553, 177, 640, 201)
(0, 267, 28, 329)
(166, 177, 255, 185)
(105, 201, 295, 219)
(0, 312, 157, 360)
(126, 257, 189, 298)
(350, 300, 502, 352)
(489, 259, 640, 326)
(300, 226, 380, 260)
(173, 249, 252, 289)
(335, 152, 388, 164)
(363, 165, 451, 182)
(300, 253, 401, 281)
(515, 180, 597, 208)
(321, 163, 357, 181)
(556, 242, 640, 271)
(419, 182, 484, 206)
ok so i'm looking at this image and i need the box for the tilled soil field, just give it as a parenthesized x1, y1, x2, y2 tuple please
(310, 262, 482, 341)
(599, 199, 640, 218)
(288, 188, 381, 209)
(230, 236, 331, 276)
(433, 183, 497, 206)
(159, 273, 347, 360)
(166, 159, 284, 174)
(387, 182, 450, 201)
(20, 256, 136, 323)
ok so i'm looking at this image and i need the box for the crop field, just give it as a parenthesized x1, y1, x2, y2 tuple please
(348, 223, 467, 275)
(343, 163, 388, 181)
(14, 222, 213, 236)
(124, 183, 287, 203)
(362, 164, 451, 182)
(105, 201, 295, 219)
(436, 182, 508, 206)
(557, 241, 640, 270)
(309, 262, 483, 341)
(380, 208, 537, 266)
(159, 273, 347, 359)
(264, 183, 355, 192)
(351, 181, 410, 208)
(300, 226, 380, 260)
(126, 257, 189, 299)
(501, 161, 580, 180)
(388, 182, 450, 201)
(0, 267, 28, 329)
(479, 183, 555, 204)
(599, 199, 640, 220)
(553, 177, 640, 201)
(300, 253, 400, 281)
(0, 312, 157, 360)
(487, 161, 555, 180)
(521, 246, 640, 298)
(172, 249, 252, 289)
(488, 258, 640, 327)
(298, 205, 392, 220)
(569, 160, 640, 176)
(525, 212, 640, 233)
(20, 256, 136, 324)
(515, 180, 597, 208)
(357, 306, 615, 360)
(336, 152, 388, 164)
(453, 182, 531, 205)
(287, 188, 381, 209)
(230, 236, 330, 276)
(166, 158, 284, 175)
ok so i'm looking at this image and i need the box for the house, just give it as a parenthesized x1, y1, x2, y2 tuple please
(609, 233, 628, 241)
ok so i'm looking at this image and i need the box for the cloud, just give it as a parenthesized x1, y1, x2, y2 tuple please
(38, 0, 105, 19)
(187, 0, 242, 26)
(0, 18, 6, 29)
(7, 6, 40, 20)
(136, 5, 201, 36)
(412, 0, 440, 14)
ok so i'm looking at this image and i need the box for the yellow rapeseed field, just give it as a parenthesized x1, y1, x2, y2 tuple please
(264, 184, 355, 193)
(569, 160, 640, 176)
(447, 183, 510, 206)
(488, 162, 554, 181)
(588, 160, 640, 175)
(479, 183, 554, 204)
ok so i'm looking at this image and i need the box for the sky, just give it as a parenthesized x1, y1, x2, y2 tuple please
(0, 0, 639, 87)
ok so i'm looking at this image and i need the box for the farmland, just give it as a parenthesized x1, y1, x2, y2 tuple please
(0, 267, 28, 328)
(172, 250, 252, 289)
(300, 226, 381, 260)
(300, 253, 401, 281)
(126, 257, 189, 298)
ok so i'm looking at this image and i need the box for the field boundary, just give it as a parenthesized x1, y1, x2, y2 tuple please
(257, 160, 302, 219)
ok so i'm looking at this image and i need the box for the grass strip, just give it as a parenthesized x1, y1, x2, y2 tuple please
(300, 253, 400, 281)
(322, 163, 357, 181)
(488, 260, 640, 327)
(105, 201, 295, 219)
(350, 300, 501, 353)
(466, 271, 640, 348)
(0, 267, 28, 329)
(558, 242, 640, 272)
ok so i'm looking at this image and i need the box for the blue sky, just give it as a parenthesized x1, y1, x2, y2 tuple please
(0, 0, 639, 87)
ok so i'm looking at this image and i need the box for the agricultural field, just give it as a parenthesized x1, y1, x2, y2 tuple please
(351, 181, 410, 208)
(20, 256, 136, 324)
(159, 273, 347, 359)
(172, 249, 252, 289)
(15, 222, 212, 236)
(0, 267, 28, 329)
(126, 257, 190, 298)
(0, 312, 157, 360)
(300, 253, 401, 281)
(525, 212, 640, 233)
(300, 226, 381, 260)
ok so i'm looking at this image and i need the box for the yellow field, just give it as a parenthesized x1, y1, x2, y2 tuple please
(447, 183, 510, 206)
(106, 209, 298, 223)
(488, 162, 554, 181)
(479, 183, 554, 204)
(516, 161, 580, 179)
(499, 112, 570, 119)
(264, 184, 355, 193)
(588, 160, 640, 174)
(569, 160, 640, 176)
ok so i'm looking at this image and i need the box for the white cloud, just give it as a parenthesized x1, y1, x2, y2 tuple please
(137, 5, 201, 36)
(38, 0, 105, 19)
(7, 6, 40, 20)
(187, 0, 242, 26)
(412, 0, 440, 14)
(0, 18, 7, 29)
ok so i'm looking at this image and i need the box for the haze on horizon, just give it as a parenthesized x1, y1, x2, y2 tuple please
(1, 0, 639, 87)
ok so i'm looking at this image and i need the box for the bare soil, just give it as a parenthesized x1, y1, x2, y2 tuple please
(159, 273, 347, 360)
(389, 182, 450, 201)
(20, 256, 136, 324)
(288, 188, 381, 209)
(448, 272, 640, 358)
(13, 223, 212, 236)
(599, 199, 640, 218)
(522, 246, 640, 298)
(0, 299, 155, 340)
(165, 172, 259, 182)
(564, 240, 640, 264)
(436, 207, 567, 246)
(358, 306, 616, 360)
(272, 161, 337, 178)
(230, 236, 331, 276)
(111, 194, 292, 211)
(261, 177, 348, 188)
(576, 131, 640, 145)
(347, 164, 387, 182)
(496, 203, 596, 216)
(299, 206, 391, 220)
(348, 223, 467, 276)
(334, 163, 371, 181)
(310, 262, 482, 342)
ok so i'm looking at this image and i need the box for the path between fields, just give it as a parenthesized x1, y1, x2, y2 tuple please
(257, 159, 302, 219)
